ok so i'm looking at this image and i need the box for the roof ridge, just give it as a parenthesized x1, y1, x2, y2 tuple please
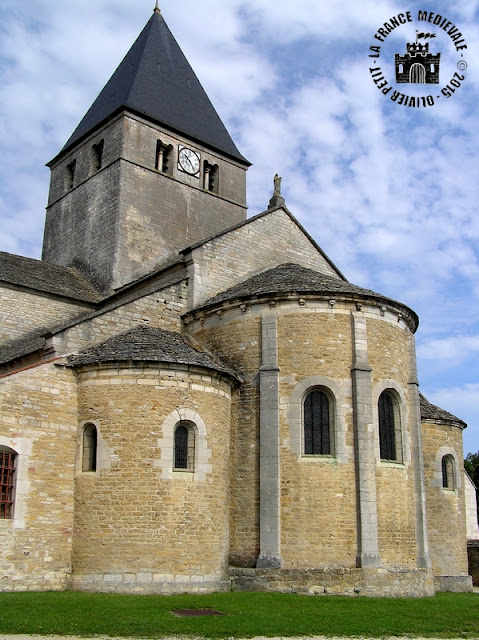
(125, 11, 160, 106)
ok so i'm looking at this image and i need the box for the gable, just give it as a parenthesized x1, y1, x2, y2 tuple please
(182, 206, 345, 308)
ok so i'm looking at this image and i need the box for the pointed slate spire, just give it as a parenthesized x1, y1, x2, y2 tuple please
(57, 11, 249, 164)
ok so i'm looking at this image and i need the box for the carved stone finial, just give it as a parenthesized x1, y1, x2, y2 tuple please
(273, 173, 281, 196)
(268, 173, 285, 209)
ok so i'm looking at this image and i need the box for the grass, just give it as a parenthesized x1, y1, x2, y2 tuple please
(0, 590, 478, 638)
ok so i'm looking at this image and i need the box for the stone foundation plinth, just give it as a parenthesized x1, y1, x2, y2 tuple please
(229, 566, 435, 597)
(434, 574, 473, 592)
(69, 571, 230, 594)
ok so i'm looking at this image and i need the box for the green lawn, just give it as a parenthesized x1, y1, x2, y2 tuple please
(0, 590, 478, 638)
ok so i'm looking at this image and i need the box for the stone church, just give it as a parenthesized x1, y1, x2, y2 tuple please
(0, 7, 472, 596)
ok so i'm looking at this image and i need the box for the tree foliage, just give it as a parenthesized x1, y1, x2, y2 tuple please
(465, 451, 479, 512)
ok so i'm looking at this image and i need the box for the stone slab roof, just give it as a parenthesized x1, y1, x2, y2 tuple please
(66, 325, 239, 380)
(0, 251, 100, 303)
(55, 10, 249, 165)
(419, 393, 466, 428)
(191, 263, 418, 327)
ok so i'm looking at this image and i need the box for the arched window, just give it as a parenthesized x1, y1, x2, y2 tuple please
(378, 390, 401, 461)
(442, 455, 455, 489)
(303, 389, 331, 455)
(0, 447, 17, 519)
(174, 421, 196, 471)
(82, 424, 97, 472)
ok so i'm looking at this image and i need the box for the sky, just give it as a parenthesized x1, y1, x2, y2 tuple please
(0, 0, 478, 454)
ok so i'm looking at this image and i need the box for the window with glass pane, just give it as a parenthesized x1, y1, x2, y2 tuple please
(304, 389, 330, 455)
(0, 448, 16, 519)
(378, 391, 396, 461)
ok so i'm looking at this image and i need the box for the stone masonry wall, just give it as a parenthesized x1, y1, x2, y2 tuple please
(0, 284, 93, 348)
(0, 363, 78, 591)
(44, 118, 124, 292)
(186, 208, 341, 308)
(367, 317, 417, 567)
(45, 114, 247, 294)
(71, 364, 233, 593)
(188, 298, 424, 574)
(53, 280, 187, 356)
(278, 306, 357, 568)
(113, 115, 246, 290)
(190, 311, 262, 567)
(422, 420, 469, 577)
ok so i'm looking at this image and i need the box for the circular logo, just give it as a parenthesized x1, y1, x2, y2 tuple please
(368, 10, 468, 108)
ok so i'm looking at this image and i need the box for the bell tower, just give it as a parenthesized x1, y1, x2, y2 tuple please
(42, 7, 249, 293)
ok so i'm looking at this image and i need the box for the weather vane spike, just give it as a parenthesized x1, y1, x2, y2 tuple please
(154, 1, 161, 13)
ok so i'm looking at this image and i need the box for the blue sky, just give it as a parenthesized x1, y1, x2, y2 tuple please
(1, 0, 478, 453)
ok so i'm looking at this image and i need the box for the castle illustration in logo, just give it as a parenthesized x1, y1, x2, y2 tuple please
(395, 32, 440, 84)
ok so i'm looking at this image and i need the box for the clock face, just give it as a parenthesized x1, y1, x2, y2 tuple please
(178, 146, 200, 176)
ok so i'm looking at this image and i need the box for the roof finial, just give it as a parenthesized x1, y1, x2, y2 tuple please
(153, 1, 161, 14)
(268, 173, 285, 210)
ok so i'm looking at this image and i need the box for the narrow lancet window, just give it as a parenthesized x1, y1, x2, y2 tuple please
(82, 424, 98, 472)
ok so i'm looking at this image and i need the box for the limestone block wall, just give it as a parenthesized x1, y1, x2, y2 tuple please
(191, 313, 262, 567)
(52, 280, 187, 357)
(367, 318, 417, 566)
(422, 420, 469, 578)
(0, 284, 93, 347)
(0, 363, 78, 591)
(278, 307, 357, 568)
(465, 473, 479, 540)
(188, 297, 424, 574)
(71, 363, 233, 593)
(44, 118, 124, 291)
(122, 114, 247, 207)
(185, 209, 341, 309)
(46, 112, 247, 293)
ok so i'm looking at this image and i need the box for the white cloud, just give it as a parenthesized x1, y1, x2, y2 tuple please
(427, 383, 479, 455)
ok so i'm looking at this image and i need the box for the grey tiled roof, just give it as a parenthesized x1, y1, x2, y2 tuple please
(56, 11, 249, 165)
(0, 251, 100, 303)
(192, 263, 418, 324)
(419, 393, 466, 427)
(66, 325, 239, 379)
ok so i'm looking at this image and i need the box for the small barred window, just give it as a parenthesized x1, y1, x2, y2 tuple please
(378, 391, 396, 460)
(378, 390, 402, 462)
(174, 421, 195, 471)
(303, 389, 331, 455)
(0, 448, 17, 519)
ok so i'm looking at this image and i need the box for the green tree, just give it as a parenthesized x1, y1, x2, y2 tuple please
(465, 451, 479, 514)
